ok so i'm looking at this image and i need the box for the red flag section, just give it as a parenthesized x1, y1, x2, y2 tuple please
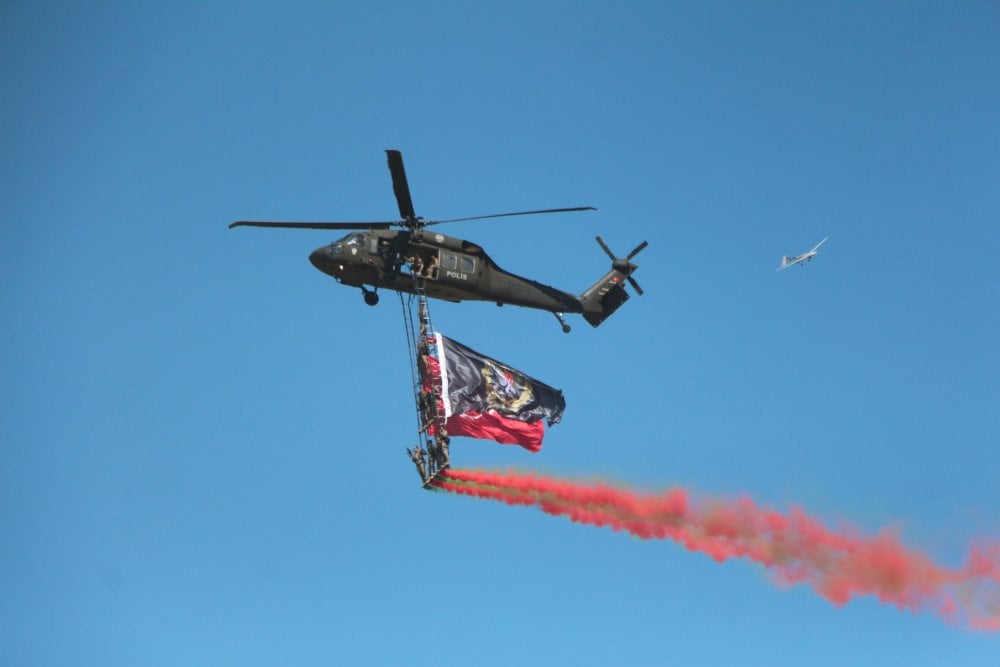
(445, 411, 545, 452)
(432, 469, 1000, 631)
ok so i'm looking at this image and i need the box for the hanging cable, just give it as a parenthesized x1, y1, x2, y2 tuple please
(398, 289, 423, 436)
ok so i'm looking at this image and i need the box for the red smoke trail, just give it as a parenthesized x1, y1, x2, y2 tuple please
(433, 469, 1000, 630)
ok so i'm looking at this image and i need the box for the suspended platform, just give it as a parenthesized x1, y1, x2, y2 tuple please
(421, 465, 450, 490)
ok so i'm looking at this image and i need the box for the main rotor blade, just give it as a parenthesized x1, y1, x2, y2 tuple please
(229, 220, 394, 230)
(385, 149, 416, 221)
(430, 206, 597, 225)
(626, 240, 649, 260)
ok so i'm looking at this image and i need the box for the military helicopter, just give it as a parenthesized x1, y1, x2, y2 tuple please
(230, 150, 648, 332)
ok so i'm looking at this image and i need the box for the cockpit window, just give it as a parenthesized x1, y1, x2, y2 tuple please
(343, 234, 363, 246)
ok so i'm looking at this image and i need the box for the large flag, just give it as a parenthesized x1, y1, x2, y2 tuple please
(429, 333, 565, 452)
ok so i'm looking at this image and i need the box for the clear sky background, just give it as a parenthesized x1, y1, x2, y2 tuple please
(3, 2, 999, 665)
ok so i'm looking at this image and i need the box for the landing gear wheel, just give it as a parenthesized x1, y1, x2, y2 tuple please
(362, 288, 379, 306)
(553, 312, 571, 333)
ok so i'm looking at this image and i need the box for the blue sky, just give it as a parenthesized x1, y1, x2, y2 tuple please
(2, 1, 998, 664)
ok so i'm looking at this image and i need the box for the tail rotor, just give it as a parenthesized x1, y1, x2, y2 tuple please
(595, 235, 647, 296)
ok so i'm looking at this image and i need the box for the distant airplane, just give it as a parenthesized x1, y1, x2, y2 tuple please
(776, 237, 828, 271)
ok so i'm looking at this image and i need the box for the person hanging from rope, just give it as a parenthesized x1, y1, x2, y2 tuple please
(417, 390, 428, 432)
(437, 432, 451, 469)
(426, 438, 439, 477)
(418, 300, 429, 333)
(406, 444, 428, 483)
(417, 388, 436, 433)
(417, 345, 434, 400)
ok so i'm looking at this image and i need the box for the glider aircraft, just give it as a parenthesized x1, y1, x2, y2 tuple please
(777, 237, 828, 271)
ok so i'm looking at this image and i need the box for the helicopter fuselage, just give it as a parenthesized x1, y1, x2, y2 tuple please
(231, 149, 646, 330)
(308, 229, 583, 313)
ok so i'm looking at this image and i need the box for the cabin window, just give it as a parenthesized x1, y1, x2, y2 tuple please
(440, 252, 475, 273)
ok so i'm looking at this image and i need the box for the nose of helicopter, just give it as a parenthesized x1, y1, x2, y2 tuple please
(309, 245, 335, 272)
(309, 245, 343, 278)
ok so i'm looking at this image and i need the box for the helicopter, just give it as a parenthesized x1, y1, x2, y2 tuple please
(230, 150, 648, 332)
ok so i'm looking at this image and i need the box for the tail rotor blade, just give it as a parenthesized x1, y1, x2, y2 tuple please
(627, 276, 644, 296)
(386, 149, 416, 221)
(626, 240, 648, 260)
(595, 235, 616, 261)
